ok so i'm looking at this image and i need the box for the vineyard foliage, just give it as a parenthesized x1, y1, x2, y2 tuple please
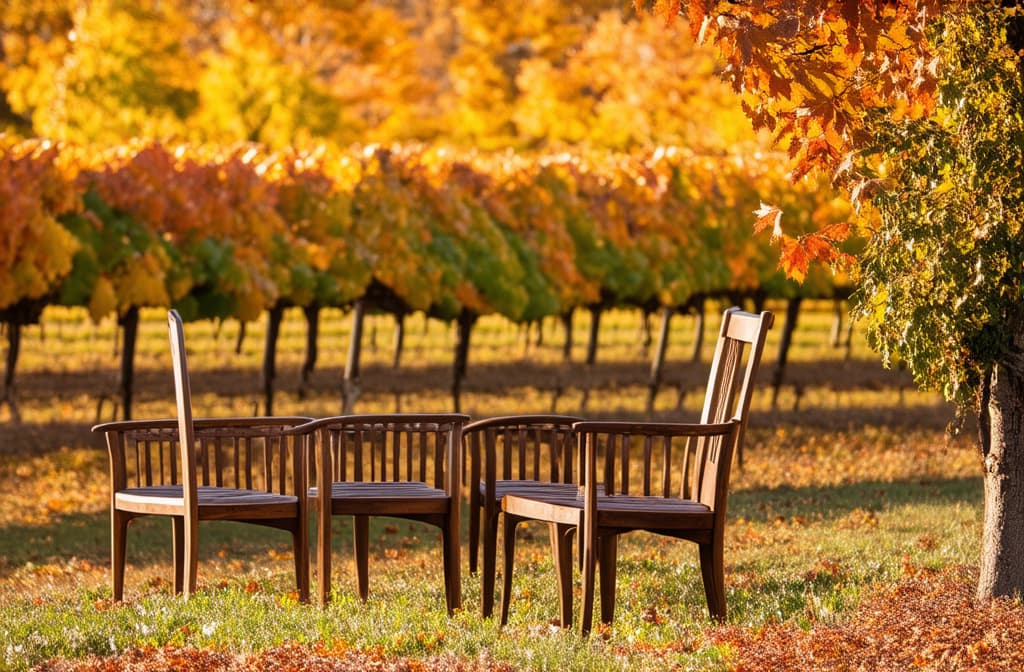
(0, 137, 852, 324)
(0, 2, 859, 325)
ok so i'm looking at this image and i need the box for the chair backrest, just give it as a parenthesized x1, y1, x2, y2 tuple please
(693, 307, 773, 508)
(168, 309, 199, 514)
(700, 307, 774, 437)
(164, 309, 308, 497)
(575, 308, 772, 511)
(305, 414, 470, 495)
(464, 415, 582, 485)
(95, 417, 312, 495)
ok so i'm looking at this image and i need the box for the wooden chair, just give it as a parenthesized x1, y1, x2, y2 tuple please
(92, 310, 311, 601)
(501, 307, 773, 631)
(294, 413, 469, 611)
(464, 414, 582, 618)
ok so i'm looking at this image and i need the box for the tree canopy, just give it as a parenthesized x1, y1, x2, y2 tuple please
(659, 0, 1024, 599)
(660, 0, 1023, 410)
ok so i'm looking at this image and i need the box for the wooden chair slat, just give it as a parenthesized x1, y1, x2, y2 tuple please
(502, 427, 512, 480)
(419, 432, 427, 483)
(354, 429, 364, 482)
(532, 427, 542, 481)
(433, 430, 444, 489)
(232, 436, 240, 490)
(169, 437, 178, 485)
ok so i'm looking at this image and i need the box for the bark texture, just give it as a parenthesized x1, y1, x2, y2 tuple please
(978, 348, 1024, 599)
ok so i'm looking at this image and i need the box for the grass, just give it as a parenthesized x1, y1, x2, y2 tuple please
(0, 301, 998, 671)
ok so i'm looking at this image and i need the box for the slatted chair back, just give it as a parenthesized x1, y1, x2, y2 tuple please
(103, 418, 309, 498)
(309, 414, 469, 494)
(691, 307, 773, 508)
(466, 415, 581, 488)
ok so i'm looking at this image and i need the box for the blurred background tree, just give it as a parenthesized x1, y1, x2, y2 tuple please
(1, 0, 761, 151)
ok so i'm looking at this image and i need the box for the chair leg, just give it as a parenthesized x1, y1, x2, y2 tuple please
(551, 523, 574, 628)
(112, 510, 130, 601)
(171, 516, 184, 595)
(598, 534, 618, 625)
(291, 524, 310, 603)
(481, 511, 499, 618)
(317, 506, 332, 605)
(469, 501, 481, 576)
(442, 512, 462, 614)
(698, 538, 726, 622)
(579, 528, 597, 634)
(354, 515, 370, 602)
(182, 513, 199, 598)
(499, 514, 521, 626)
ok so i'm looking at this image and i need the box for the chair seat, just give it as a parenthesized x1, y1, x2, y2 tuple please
(503, 490, 713, 530)
(115, 485, 298, 520)
(479, 479, 581, 502)
(594, 495, 713, 530)
(502, 486, 586, 526)
(309, 481, 450, 516)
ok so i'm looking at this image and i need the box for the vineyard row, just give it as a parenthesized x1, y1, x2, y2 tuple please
(1, 138, 855, 418)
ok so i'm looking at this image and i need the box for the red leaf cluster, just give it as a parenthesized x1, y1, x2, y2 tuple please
(712, 566, 1024, 671)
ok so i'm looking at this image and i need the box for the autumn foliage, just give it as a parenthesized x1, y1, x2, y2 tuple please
(713, 566, 1024, 671)
(0, 139, 853, 325)
(638, 1, 949, 281)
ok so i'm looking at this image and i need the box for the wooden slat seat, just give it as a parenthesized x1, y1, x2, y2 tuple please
(499, 308, 774, 631)
(115, 486, 298, 520)
(463, 415, 581, 618)
(310, 482, 449, 515)
(503, 490, 714, 530)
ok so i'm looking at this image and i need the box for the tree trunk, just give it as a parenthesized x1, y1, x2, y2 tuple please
(978, 353, 1024, 599)
(263, 304, 283, 416)
(393, 313, 405, 368)
(342, 301, 365, 414)
(770, 297, 802, 410)
(561, 310, 574, 363)
(300, 303, 320, 397)
(585, 306, 602, 366)
(452, 310, 476, 413)
(119, 306, 140, 421)
(690, 295, 705, 363)
(2, 322, 21, 422)
(646, 307, 673, 415)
